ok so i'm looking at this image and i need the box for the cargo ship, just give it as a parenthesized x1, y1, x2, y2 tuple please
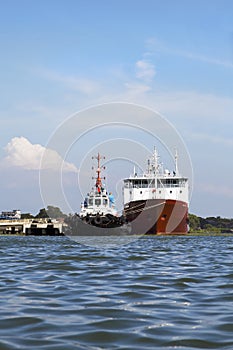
(123, 148, 189, 234)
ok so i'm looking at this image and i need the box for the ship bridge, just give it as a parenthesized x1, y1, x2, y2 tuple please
(123, 148, 189, 204)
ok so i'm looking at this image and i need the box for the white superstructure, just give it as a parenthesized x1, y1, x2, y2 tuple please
(79, 188, 117, 218)
(123, 148, 189, 205)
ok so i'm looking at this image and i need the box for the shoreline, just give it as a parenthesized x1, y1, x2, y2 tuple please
(1, 232, 233, 237)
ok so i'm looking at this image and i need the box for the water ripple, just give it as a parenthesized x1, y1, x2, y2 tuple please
(0, 235, 233, 349)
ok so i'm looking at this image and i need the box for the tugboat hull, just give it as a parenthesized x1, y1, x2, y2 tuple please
(84, 213, 125, 228)
(63, 215, 130, 236)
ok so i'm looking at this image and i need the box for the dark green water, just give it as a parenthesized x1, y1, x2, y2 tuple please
(0, 235, 233, 349)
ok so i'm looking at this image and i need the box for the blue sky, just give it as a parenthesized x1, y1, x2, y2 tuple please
(0, 0, 233, 217)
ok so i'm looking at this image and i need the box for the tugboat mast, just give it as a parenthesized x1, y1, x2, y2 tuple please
(92, 153, 105, 192)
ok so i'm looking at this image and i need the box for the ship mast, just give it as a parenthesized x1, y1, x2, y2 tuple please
(147, 147, 160, 175)
(175, 149, 179, 176)
(153, 147, 159, 174)
(92, 153, 105, 191)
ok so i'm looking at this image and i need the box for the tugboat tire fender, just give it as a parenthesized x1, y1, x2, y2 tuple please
(94, 215, 102, 225)
(85, 216, 91, 224)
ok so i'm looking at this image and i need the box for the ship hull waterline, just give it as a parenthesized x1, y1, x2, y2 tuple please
(124, 199, 188, 235)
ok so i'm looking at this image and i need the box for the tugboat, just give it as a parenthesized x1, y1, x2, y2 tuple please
(63, 153, 126, 236)
(78, 153, 124, 228)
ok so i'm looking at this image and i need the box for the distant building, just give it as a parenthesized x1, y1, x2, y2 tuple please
(0, 210, 21, 220)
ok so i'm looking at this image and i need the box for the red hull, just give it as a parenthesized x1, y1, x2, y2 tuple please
(124, 199, 188, 234)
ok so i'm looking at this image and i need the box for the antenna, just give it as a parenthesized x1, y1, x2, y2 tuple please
(147, 159, 150, 173)
(133, 165, 136, 176)
(175, 149, 179, 175)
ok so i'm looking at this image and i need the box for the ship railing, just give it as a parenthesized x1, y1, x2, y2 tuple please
(157, 184, 181, 188)
(126, 184, 183, 189)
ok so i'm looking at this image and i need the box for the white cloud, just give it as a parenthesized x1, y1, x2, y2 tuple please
(169, 49, 233, 69)
(199, 183, 233, 199)
(38, 69, 100, 95)
(145, 37, 233, 69)
(2, 137, 77, 172)
(148, 91, 233, 122)
(190, 132, 233, 148)
(135, 59, 156, 82)
(124, 82, 151, 96)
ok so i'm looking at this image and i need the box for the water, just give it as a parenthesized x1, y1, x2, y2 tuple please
(0, 235, 233, 349)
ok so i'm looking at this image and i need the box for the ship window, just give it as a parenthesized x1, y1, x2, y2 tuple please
(170, 190, 172, 193)
(180, 190, 182, 193)
(157, 179, 181, 188)
(142, 180, 149, 187)
(103, 198, 108, 205)
(179, 179, 187, 187)
(89, 199, 93, 205)
(148, 180, 155, 187)
(95, 199, 101, 206)
(133, 180, 140, 187)
(140, 191, 142, 194)
(159, 191, 161, 194)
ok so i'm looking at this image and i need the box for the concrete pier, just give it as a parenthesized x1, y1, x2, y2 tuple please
(0, 219, 63, 235)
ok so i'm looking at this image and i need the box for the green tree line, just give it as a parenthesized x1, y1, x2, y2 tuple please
(21, 206, 67, 219)
(189, 214, 233, 233)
